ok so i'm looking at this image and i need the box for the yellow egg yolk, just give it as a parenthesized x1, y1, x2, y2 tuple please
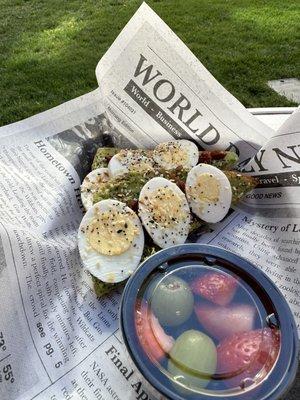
(189, 173, 220, 203)
(129, 161, 154, 173)
(155, 143, 188, 167)
(85, 209, 139, 255)
(141, 187, 185, 227)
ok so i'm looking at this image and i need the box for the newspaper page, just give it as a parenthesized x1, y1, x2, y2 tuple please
(0, 95, 162, 400)
(95, 3, 274, 165)
(0, 3, 298, 400)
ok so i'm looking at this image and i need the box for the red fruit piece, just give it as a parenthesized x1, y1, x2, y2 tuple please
(195, 303, 256, 340)
(217, 328, 280, 388)
(191, 272, 238, 306)
(135, 300, 174, 361)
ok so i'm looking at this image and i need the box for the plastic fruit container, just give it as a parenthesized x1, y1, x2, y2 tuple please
(120, 244, 299, 400)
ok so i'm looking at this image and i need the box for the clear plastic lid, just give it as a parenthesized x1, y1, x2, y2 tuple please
(121, 245, 298, 399)
(135, 262, 280, 396)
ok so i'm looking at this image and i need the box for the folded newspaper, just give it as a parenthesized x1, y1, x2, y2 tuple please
(0, 3, 299, 400)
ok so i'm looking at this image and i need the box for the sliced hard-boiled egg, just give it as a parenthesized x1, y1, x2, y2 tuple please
(108, 149, 154, 177)
(138, 177, 191, 249)
(185, 164, 232, 223)
(153, 140, 199, 170)
(78, 199, 144, 283)
(81, 168, 109, 211)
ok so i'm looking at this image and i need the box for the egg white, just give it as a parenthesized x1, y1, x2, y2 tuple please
(108, 154, 128, 177)
(153, 140, 199, 170)
(138, 177, 191, 249)
(185, 164, 232, 223)
(78, 199, 144, 283)
(80, 168, 109, 211)
(108, 150, 154, 177)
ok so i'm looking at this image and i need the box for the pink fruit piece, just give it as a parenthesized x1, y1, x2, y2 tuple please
(195, 303, 256, 340)
(217, 328, 280, 388)
(150, 313, 175, 353)
(135, 300, 174, 361)
(191, 272, 238, 306)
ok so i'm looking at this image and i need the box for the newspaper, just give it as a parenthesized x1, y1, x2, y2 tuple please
(0, 3, 298, 400)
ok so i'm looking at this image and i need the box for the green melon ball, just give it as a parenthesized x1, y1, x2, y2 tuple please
(168, 330, 217, 392)
(150, 275, 194, 327)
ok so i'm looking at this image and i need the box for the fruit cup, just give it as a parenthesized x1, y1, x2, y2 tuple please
(120, 244, 299, 400)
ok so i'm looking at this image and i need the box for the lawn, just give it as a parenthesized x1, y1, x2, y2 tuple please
(0, 0, 299, 127)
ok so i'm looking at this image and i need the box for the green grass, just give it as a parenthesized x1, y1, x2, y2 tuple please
(0, 0, 299, 126)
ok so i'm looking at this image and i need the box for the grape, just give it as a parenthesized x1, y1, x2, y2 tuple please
(168, 330, 217, 392)
(150, 275, 194, 327)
